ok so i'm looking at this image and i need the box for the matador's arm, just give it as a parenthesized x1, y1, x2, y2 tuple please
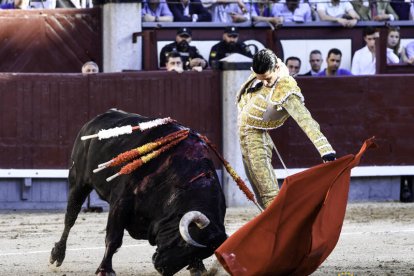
(282, 95, 336, 157)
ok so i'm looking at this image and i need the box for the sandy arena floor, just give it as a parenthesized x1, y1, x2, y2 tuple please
(0, 202, 413, 275)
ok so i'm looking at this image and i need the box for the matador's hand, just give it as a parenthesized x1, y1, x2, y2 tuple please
(322, 153, 336, 163)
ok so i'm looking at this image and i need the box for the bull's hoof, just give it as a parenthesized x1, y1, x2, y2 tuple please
(189, 269, 206, 276)
(96, 272, 116, 276)
(83, 206, 103, 213)
(96, 267, 116, 276)
(49, 242, 66, 267)
(188, 259, 207, 276)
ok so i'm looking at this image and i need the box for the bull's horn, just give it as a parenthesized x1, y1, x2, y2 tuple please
(179, 211, 210, 248)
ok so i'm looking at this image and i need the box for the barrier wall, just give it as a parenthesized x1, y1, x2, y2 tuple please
(1, 72, 414, 208)
(4, 72, 412, 170)
(0, 71, 222, 169)
(274, 74, 414, 168)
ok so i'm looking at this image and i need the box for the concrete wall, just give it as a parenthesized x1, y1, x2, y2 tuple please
(0, 176, 408, 210)
(349, 177, 401, 202)
(103, 3, 142, 72)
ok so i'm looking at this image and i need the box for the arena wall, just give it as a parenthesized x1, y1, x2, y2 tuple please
(1, 72, 414, 208)
(1, 8, 414, 208)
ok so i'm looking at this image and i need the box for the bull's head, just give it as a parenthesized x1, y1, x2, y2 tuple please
(135, 135, 228, 275)
(151, 209, 227, 275)
(147, 171, 227, 275)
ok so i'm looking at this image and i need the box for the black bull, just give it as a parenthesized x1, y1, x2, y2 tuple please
(50, 110, 227, 275)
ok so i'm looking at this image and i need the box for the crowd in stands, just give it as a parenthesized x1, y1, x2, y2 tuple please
(141, 0, 414, 24)
(4, 0, 412, 74)
(159, 24, 414, 75)
(288, 25, 414, 75)
(145, 1, 414, 75)
(2, 0, 414, 23)
(160, 26, 252, 71)
(145, 0, 414, 75)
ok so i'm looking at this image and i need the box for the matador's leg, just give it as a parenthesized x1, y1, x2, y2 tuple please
(240, 129, 279, 209)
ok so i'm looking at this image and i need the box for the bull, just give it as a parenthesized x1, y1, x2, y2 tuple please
(50, 109, 227, 275)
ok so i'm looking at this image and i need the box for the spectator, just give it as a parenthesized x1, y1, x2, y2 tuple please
(317, 48, 352, 76)
(301, 50, 323, 76)
(209, 26, 253, 68)
(273, 0, 312, 23)
(28, 0, 56, 9)
(80, 0, 93, 8)
(308, 0, 322, 21)
(285, 56, 301, 76)
(405, 41, 414, 65)
(390, 0, 411, 20)
(351, 0, 398, 21)
(351, 26, 379, 75)
(250, 0, 283, 28)
(0, 0, 23, 8)
(211, 0, 250, 23)
(317, 0, 360, 28)
(142, 0, 173, 22)
(386, 26, 408, 64)
(165, 51, 184, 73)
(168, 0, 211, 22)
(411, 3, 414, 20)
(159, 27, 208, 71)
(80, 60, 100, 212)
(82, 61, 99, 74)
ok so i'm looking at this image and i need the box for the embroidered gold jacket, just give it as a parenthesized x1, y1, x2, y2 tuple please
(237, 74, 335, 157)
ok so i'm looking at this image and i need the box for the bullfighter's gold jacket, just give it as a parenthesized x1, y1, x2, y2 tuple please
(237, 74, 335, 157)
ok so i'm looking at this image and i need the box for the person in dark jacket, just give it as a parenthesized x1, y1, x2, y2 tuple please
(209, 26, 253, 68)
(159, 27, 208, 70)
(300, 50, 323, 76)
(168, 0, 211, 22)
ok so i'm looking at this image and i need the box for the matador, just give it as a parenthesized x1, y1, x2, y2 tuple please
(237, 49, 336, 209)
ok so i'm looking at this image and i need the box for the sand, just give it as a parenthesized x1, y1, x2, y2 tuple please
(0, 202, 413, 275)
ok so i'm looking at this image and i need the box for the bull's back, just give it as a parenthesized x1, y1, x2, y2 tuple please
(70, 109, 185, 199)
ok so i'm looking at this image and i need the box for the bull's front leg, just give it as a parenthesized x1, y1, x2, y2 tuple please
(96, 199, 130, 276)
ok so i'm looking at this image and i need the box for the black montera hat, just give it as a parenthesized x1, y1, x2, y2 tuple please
(224, 26, 239, 35)
(177, 27, 192, 37)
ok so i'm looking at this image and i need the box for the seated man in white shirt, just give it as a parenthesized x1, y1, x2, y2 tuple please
(317, 0, 360, 27)
(351, 26, 379, 75)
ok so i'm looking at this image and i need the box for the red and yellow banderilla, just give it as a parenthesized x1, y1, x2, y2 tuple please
(105, 130, 189, 182)
(93, 129, 188, 173)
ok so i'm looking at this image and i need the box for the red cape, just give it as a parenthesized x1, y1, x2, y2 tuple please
(215, 138, 376, 276)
